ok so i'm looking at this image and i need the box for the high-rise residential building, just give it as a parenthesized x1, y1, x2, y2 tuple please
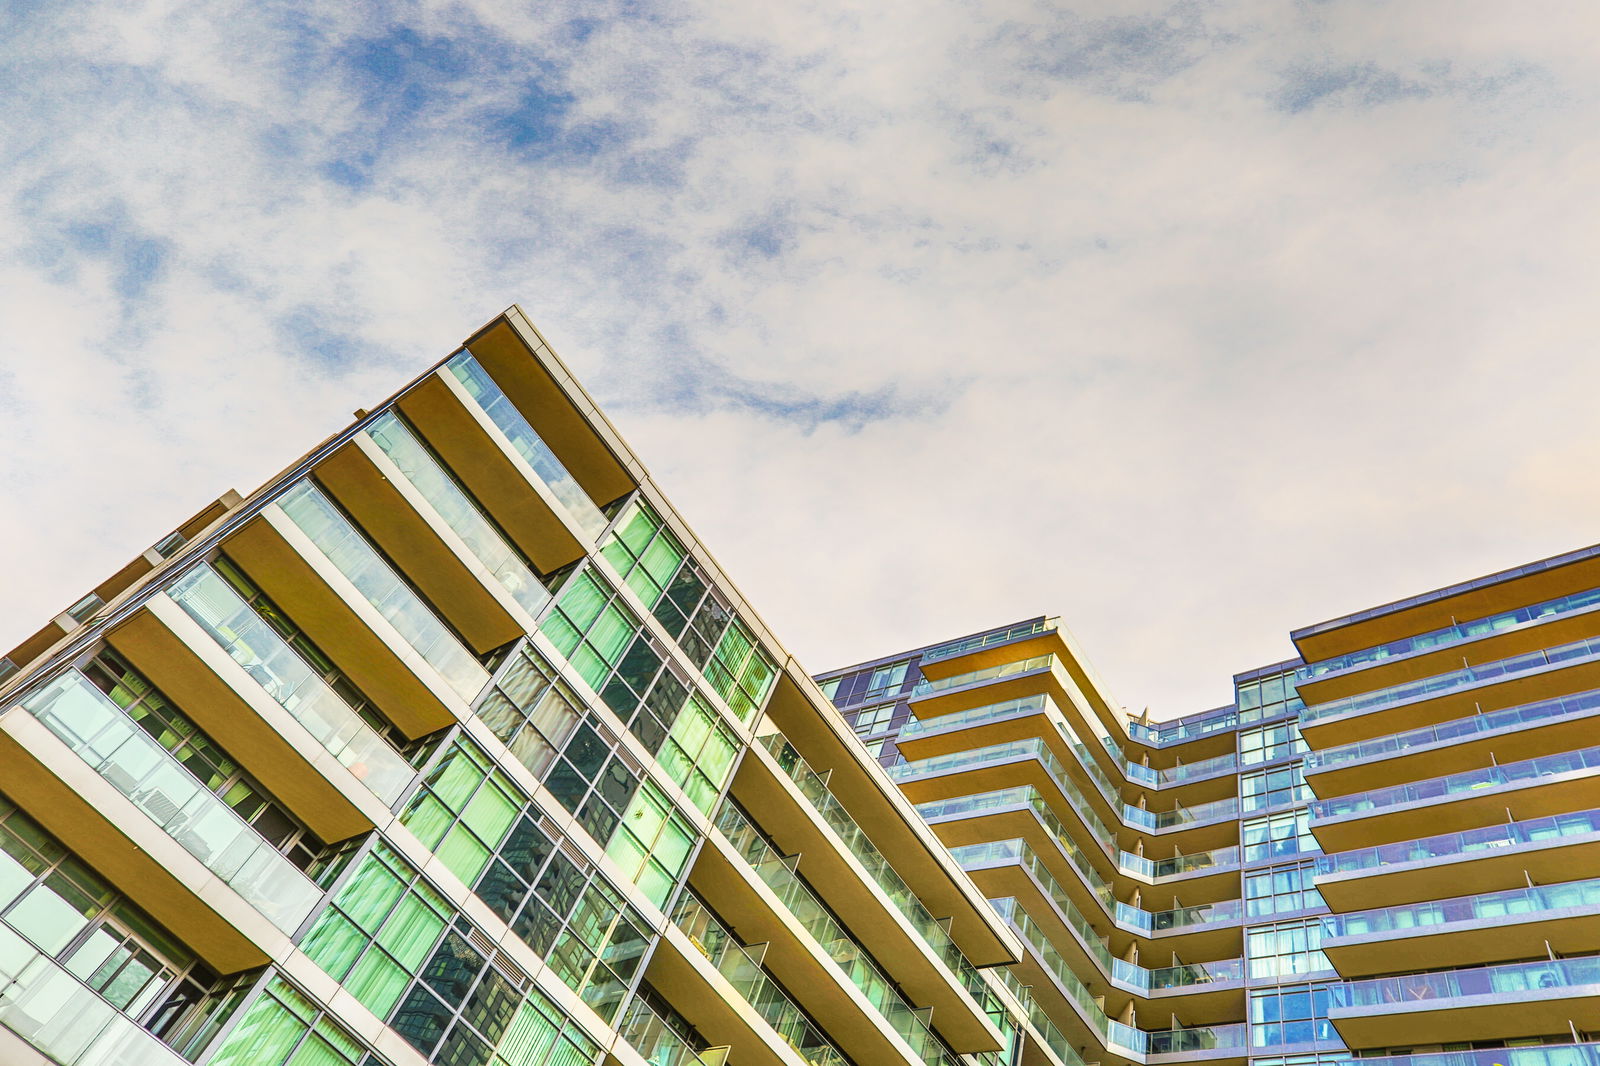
(0, 308, 1024, 1066)
(820, 551, 1600, 1066)
(5, 305, 1599, 1066)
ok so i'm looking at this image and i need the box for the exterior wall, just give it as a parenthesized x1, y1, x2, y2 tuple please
(0, 308, 1013, 1066)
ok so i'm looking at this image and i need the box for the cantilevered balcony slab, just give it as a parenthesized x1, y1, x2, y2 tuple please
(311, 437, 526, 655)
(105, 598, 380, 843)
(0, 710, 282, 975)
(395, 372, 592, 575)
(220, 510, 463, 739)
(461, 312, 637, 514)
(1313, 809, 1600, 911)
(643, 923, 818, 1066)
(1290, 545, 1600, 664)
(1296, 602, 1600, 706)
(1322, 876, 1600, 975)
(731, 738, 1001, 1051)
(1326, 955, 1600, 1047)
(1305, 690, 1600, 800)
(687, 831, 963, 1066)
(1299, 642, 1600, 751)
(763, 672, 1019, 968)
(1309, 747, 1600, 854)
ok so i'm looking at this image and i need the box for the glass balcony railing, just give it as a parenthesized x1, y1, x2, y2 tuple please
(1127, 704, 1240, 747)
(0, 923, 191, 1066)
(890, 738, 1121, 854)
(913, 655, 1054, 697)
(715, 803, 961, 1066)
(1315, 808, 1600, 877)
(899, 694, 1050, 739)
(920, 620, 1059, 664)
(1336, 1043, 1600, 1066)
(949, 839, 1242, 994)
(758, 734, 995, 1010)
(1301, 633, 1600, 725)
(277, 479, 487, 702)
(1307, 686, 1600, 772)
(617, 995, 721, 1066)
(1146, 1023, 1248, 1055)
(1328, 954, 1600, 1010)
(445, 351, 609, 541)
(167, 563, 413, 805)
(994, 967, 1089, 1066)
(1324, 875, 1600, 940)
(1299, 587, 1600, 682)
(994, 901, 1246, 1057)
(893, 739, 1236, 880)
(20, 671, 321, 933)
(366, 410, 552, 618)
(996, 899, 1144, 1056)
(917, 787, 1242, 935)
(671, 894, 848, 1066)
(1310, 745, 1600, 821)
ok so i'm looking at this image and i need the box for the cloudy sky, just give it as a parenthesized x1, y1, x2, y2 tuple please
(3, 0, 1599, 717)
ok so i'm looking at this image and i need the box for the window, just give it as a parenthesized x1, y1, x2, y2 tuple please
(599, 502, 778, 721)
(657, 696, 740, 814)
(865, 661, 911, 698)
(1250, 984, 1336, 1048)
(852, 703, 897, 736)
(1242, 763, 1312, 812)
(1243, 809, 1318, 862)
(1245, 862, 1324, 918)
(473, 644, 586, 777)
(206, 977, 366, 1066)
(401, 738, 528, 886)
(1247, 918, 1331, 978)
(819, 677, 841, 701)
(1237, 670, 1306, 723)
(302, 842, 453, 1018)
(606, 783, 698, 910)
(1240, 720, 1310, 766)
(0, 798, 228, 1058)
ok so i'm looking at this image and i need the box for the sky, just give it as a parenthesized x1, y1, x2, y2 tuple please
(3, 0, 1600, 719)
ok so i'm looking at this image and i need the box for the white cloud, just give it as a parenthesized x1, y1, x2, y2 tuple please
(3, 0, 1600, 716)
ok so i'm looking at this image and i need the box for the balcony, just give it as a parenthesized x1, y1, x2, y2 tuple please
(701, 802, 975, 1064)
(668, 894, 849, 1066)
(733, 735, 1000, 1045)
(1309, 745, 1600, 854)
(1314, 808, 1600, 911)
(1327, 954, 1600, 1045)
(1299, 633, 1600, 748)
(916, 788, 1245, 962)
(1322, 875, 1600, 974)
(307, 414, 543, 654)
(919, 619, 1059, 669)
(1306, 686, 1600, 797)
(1297, 586, 1600, 702)
(951, 838, 1243, 1020)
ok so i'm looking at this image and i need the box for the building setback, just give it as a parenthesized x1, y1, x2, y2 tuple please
(3, 305, 1598, 1066)
(0, 308, 1022, 1066)
(819, 552, 1600, 1066)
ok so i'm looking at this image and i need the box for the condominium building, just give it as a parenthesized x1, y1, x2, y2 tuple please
(5, 304, 1598, 1066)
(820, 552, 1600, 1066)
(0, 308, 1024, 1066)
